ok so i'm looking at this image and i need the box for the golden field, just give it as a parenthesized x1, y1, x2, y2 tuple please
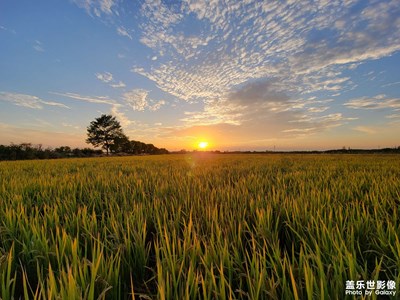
(0, 154, 399, 299)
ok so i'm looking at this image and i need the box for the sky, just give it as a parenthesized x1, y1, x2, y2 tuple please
(1, 0, 399, 151)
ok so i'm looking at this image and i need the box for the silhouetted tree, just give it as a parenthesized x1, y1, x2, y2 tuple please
(110, 135, 130, 153)
(55, 146, 72, 155)
(86, 114, 127, 155)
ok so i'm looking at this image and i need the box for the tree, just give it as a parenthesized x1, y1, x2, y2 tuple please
(86, 114, 127, 155)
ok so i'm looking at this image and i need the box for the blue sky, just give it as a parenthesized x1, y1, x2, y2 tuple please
(1, 0, 399, 151)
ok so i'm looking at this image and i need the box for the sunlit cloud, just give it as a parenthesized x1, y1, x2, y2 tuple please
(62, 122, 80, 130)
(344, 95, 400, 110)
(308, 107, 329, 113)
(282, 128, 317, 134)
(282, 113, 357, 138)
(110, 104, 133, 127)
(127, 0, 400, 137)
(353, 126, 377, 134)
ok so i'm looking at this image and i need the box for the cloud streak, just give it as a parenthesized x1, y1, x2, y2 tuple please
(117, 26, 132, 40)
(344, 95, 400, 110)
(51, 92, 116, 105)
(353, 126, 377, 134)
(0, 92, 69, 109)
(52, 91, 135, 128)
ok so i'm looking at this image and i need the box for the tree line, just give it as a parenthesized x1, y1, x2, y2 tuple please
(0, 114, 168, 161)
(0, 143, 103, 161)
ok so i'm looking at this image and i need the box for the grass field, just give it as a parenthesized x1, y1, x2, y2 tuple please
(0, 154, 399, 299)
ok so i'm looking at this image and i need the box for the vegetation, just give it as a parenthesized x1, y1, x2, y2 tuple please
(0, 154, 399, 299)
(0, 140, 168, 161)
(85, 114, 168, 156)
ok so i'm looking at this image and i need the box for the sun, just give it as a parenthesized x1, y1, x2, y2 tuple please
(198, 141, 208, 149)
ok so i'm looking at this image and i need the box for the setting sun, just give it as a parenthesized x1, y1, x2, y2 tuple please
(198, 141, 209, 149)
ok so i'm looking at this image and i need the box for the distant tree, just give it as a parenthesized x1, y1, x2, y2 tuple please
(86, 114, 127, 155)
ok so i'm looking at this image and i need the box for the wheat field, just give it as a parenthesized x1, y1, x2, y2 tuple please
(0, 154, 399, 299)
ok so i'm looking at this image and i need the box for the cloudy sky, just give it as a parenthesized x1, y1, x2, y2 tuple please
(1, 0, 399, 151)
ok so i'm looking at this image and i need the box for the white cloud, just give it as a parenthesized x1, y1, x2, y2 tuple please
(149, 100, 165, 111)
(382, 81, 400, 88)
(40, 99, 70, 108)
(71, 0, 399, 141)
(95, 72, 113, 83)
(33, 40, 44, 52)
(131, 0, 400, 116)
(100, 0, 115, 15)
(62, 122, 80, 130)
(117, 26, 132, 39)
(110, 81, 126, 88)
(386, 113, 400, 119)
(0, 92, 69, 109)
(122, 89, 166, 111)
(95, 72, 126, 88)
(123, 89, 148, 111)
(71, 0, 117, 16)
(0, 25, 17, 34)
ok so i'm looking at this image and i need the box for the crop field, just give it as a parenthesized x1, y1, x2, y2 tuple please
(0, 154, 399, 299)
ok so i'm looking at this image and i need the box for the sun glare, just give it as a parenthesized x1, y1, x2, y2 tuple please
(198, 141, 208, 149)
